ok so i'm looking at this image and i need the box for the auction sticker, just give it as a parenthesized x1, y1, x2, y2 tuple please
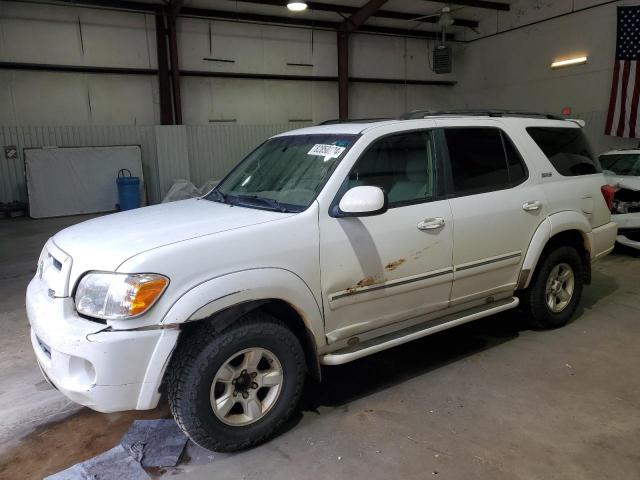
(307, 144, 346, 159)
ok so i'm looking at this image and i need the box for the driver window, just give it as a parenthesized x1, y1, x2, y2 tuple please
(345, 130, 436, 207)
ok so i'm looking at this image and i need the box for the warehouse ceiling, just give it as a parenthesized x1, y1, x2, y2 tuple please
(130, 0, 517, 38)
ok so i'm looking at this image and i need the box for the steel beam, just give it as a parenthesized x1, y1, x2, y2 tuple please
(167, 1, 183, 125)
(155, 14, 173, 125)
(338, 0, 389, 120)
(445, 1, 510, 11)
(46, 0, 452, 40)
(231, 0, 479, 28)
(337, 29, 349, 121)
(0, 62, 457, 86)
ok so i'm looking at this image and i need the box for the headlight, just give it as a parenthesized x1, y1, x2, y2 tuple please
(75, 272, 169, 320)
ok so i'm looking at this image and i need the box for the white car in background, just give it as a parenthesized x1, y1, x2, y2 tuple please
(600, 150, 640, 249)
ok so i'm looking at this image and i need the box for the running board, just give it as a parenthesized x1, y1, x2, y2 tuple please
(320, 297, 519, 366)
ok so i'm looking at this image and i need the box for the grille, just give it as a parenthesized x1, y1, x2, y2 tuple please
(433, 45, 452, 74)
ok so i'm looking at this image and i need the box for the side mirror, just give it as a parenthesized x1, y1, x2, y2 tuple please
(333, 186, 388, 217)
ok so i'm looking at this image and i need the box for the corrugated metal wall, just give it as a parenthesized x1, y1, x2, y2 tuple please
(186, 123, 310, 187)
(0, 123, 311, 206)
(0, 125, 159, 204)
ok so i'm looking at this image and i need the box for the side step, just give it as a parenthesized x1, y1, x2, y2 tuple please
(320, 296, 519, 366)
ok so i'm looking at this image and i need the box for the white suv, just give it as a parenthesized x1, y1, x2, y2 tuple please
(599, 149, 640, 249)
(27, 112, 617, 452)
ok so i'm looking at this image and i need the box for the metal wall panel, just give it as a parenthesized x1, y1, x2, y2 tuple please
(186, 123, 310, 187)
(1, 123, 311, 205)
(155, 125, 190, 197)
(575, 111, 638, 155)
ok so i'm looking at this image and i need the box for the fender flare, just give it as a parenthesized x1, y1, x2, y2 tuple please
(519, 211, 593, 289)
(137, 269, 324, 408)
(160, 268, 325, 349)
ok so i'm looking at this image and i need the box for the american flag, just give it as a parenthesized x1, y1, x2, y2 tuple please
(606, 6, 640, 138)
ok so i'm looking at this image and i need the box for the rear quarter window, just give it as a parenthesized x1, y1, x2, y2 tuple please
(526, 127, 601, 176)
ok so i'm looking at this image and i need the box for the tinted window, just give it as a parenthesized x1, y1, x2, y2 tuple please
(503, 132, 528, 186)
(599, 153, 640, 176)
(444, 128, 509, 194)
(344, 131, 436, 207)
(527, 127, 601, 176)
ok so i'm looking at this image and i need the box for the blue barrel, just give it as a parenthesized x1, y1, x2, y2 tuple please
(116, 169, 140, 211)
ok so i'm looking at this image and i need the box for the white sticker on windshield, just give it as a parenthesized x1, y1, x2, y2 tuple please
(307, 144, 346, 160)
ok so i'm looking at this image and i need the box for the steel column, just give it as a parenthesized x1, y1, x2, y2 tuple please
(337, 28, 349, 121)
(337, 0, 389, 121)
(155, 14, 173, 125)
(167, 13, 182, 125)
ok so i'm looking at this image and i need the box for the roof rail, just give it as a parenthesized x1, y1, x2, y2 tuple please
(400, 109, 566, 121)
(319, 118, 392, 125)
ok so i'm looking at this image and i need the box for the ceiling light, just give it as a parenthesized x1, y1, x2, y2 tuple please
(551, 56, 588, 69)
(287, 1, 308, 11)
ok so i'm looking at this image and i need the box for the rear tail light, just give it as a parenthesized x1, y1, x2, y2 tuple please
(601, 185, 616, 211)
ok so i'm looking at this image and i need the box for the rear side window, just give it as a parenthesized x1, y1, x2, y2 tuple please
(443, 127, 527, 196)
(527, 127, 601, 176)
(503, 134, 528, 186)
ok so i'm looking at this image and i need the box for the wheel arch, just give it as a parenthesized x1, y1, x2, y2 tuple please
(518, 212, 592, 290)
(160, 269, 324, 382)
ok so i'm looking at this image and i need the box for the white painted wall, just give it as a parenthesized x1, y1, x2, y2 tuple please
(453, 0, 639, 153)
(0, 1, 456, 126)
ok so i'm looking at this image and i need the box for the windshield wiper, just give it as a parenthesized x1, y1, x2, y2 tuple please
(208, 189, 227, 204)
(234, 195, 291, 213)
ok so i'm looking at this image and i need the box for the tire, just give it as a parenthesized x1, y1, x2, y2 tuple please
(521, 246, 584, 329)
(166, 312, 306, 452)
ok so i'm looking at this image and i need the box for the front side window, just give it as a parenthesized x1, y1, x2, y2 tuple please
(209, 134, 358, 212)
(342, 131, 436, 207)
(599, 153, 640, 176)
(527, 127, 601, 176)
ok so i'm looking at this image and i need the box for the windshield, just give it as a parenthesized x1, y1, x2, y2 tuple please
(207, 134, 358, 212)
(599, 154, 640, 176)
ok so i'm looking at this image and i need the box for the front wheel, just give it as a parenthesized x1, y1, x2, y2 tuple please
(520, 246, 584, 329)
(166, 313, 306, 452)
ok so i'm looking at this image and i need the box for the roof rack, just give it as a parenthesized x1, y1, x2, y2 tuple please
(319, 118, 392, 125)
(400, 109, 566, 121)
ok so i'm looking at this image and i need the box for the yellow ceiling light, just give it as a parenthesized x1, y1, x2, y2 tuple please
(287, 1, 308, 12)
(551, 56, 588, 69)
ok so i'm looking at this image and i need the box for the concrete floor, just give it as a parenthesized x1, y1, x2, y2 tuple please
(1, 215, 639, 479)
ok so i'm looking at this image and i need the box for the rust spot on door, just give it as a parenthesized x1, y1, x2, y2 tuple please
(357, 277, 377, 287)
(385, 258, 406, 272)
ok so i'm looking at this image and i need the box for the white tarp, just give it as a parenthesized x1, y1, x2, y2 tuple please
(25, 146, 144, 218)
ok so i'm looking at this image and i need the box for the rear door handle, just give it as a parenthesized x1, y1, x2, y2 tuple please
(522, 200, 542, 211)
(417, 217, 445, 231)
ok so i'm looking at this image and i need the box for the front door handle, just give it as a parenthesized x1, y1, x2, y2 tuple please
(417, 217, 445, 231)
(522, 200, 542, 212)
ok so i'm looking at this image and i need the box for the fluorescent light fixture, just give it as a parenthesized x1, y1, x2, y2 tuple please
(287, 1, 308, 11)
(551, 56, 588, 69)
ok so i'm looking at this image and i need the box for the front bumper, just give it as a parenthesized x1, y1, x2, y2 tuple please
(612, 213, 640, 250)
(27, 278, 178, 412)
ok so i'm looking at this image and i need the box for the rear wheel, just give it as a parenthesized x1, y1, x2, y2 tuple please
(167, 312, 306, 452)
(521, 246, 584, 329)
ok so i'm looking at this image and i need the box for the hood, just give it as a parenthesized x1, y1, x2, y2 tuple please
(53, 199, 292, 284)
(604, 173, 640, 191)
